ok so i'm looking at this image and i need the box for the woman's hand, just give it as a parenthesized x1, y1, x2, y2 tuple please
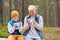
(27, 19, 31, 25)
(32, 19, 36, 25)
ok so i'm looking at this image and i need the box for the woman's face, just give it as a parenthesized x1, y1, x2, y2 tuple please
(29, 10, 36, 16)
(13, 16, 19, 21)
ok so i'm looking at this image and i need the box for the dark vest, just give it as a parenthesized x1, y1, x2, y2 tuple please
(23, 14, 43, 39)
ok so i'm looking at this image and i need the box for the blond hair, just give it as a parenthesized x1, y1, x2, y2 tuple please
(11, 10, 19, 18)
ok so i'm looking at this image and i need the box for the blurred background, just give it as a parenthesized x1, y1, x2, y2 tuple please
(0, 0, 60, 40)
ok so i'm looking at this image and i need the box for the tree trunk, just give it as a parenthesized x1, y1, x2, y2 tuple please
(14, 0, 18, 11)
(48, 0, 52, 26)
(43, 0, 47, 26)
(57, 0, 60, 27)
(0, 0, 4, 26)
(9, 0, 11, 20)
(22, 0, 25, 24)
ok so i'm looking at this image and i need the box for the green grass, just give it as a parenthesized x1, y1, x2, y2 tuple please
(0, 25, 8, 38)
(0, 25, 60, 40)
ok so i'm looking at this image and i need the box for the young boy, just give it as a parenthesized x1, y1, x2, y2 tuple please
(8, 11, 24, 40)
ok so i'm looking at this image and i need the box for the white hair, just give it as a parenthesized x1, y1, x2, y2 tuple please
(28, 5, 36, 10)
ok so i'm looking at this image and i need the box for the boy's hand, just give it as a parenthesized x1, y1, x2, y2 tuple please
(14, 23, 16, 28)
(19, 22, 22, 27)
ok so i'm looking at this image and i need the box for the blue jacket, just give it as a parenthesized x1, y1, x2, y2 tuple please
(8, 19, 21, 35)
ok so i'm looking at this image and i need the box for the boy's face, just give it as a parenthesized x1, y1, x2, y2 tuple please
(29, 10, 36, 17)
(13, 16, 19, 21)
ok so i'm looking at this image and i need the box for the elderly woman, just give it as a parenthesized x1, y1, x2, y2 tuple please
(23, 5, 43, 40)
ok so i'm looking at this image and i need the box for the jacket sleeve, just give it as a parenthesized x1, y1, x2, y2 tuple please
(8, 23, 15, 33)
(23, 17, 30, 30)
(18, 22, 23, 32)
(35, 16, 43, 31)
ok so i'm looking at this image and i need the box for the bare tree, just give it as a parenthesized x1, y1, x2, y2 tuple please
(0, 0, 4, 26)
(9, 0, 11, 20)
(57, 0, 60, 27)
(43, 0, 47, 25)
(14, 0, 18, 10)
(22, 0, 25, 24)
